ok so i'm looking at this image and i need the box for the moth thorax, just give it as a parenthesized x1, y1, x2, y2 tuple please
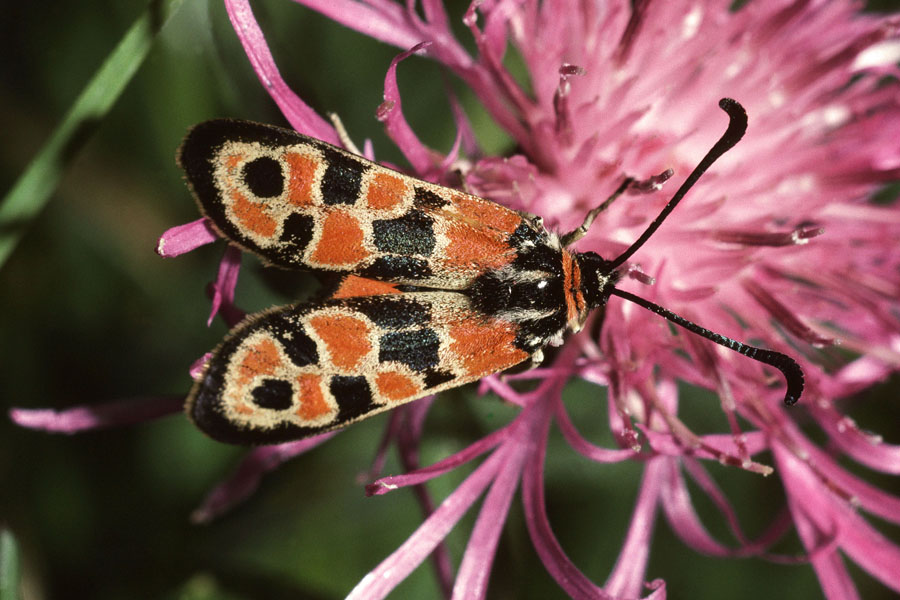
(468, 266, 565, 323)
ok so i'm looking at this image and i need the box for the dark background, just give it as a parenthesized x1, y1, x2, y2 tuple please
(2, 1, 899, 598)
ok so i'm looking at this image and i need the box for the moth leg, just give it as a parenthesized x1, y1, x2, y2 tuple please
(327, 112, 362, 156)
(516, 348, 545, 371)
(516, 212, 544, 232)
(560, 177, 634, 247)
(560, 169, 675, 247)
(499, 349, 545, 384)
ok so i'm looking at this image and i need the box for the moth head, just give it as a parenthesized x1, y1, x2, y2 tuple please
(576, 251, 621, 311)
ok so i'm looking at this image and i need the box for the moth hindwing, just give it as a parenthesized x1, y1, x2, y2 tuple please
(187, 293, 531, 444)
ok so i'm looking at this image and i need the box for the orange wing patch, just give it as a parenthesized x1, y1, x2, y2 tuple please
(231, 191, 278, 238)
(309, 312, 372, 371)
(367, 172, 408, 210)
(330, 275, 403, 299)
(375, 370, 421, 402)
(442, 221, 515, 271)
(310, 210, 370, 266)
(285, 151, 319, 207)
(450, 193, 522, 234)
(448, 318, 529, 378)
(235, 338, 283, 385)
(295, 374, 330, 420)
(225, 152, 244, 170)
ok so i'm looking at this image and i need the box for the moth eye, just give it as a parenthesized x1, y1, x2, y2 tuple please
(251, 378, 293, 410)
(242, 156, 284, 198)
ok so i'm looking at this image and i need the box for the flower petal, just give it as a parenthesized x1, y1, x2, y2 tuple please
(225, 0, 338, 142)
(366, 422, 509, 495)
(555, 397, 641, 463)
(378, 42, 435, 175)
(191, 433, 336, 523)
(206, 245, 244, 327)
(453, 442, 524, 600)
(348, 448, 504, 600)
(521, 403, 608, 599)
(292, 0, 424, 50)
(605, 459, 663, 599)
(10, 396, 183, 433)
(156, 218, 217, 257)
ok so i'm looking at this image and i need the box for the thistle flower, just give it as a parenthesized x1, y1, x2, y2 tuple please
(12, 0, 900, 598)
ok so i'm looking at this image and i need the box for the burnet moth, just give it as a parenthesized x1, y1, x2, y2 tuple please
(178, 98, 804, 445)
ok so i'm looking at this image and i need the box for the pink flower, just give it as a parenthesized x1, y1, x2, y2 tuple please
(12, 1, 900, 598)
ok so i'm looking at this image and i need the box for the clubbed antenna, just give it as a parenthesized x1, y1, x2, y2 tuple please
(611, 289, 804, 405)
(609, 98, 747, 270)
(606, 99, 804, 405)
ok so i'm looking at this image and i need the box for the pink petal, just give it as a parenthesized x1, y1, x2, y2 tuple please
(777, 443, 900, 596)
(453, 442, 524, 599)
(225, 0, 338, 143)
(189, 353, 211, 380)
(291, 0, 424, 50)
(206, 245, 244, 327)
(446, 85, 481, 158)
(521, 408, 608, 599)
(156, 218, 217, 257)
(604, 459, 663, 599)
(366, 422, 509, 495)
(377, 42, 435, 175)
(657, 459, 731, 556)
(191, 433, 336, 523)
(794, 434, 900, 525)
(359, 410, 406, 483)
(810, 398, 900, 474)
(838, 512, 900, 595)
(555, 397, 641, 463)
(10, 396, 183, 433)
(640, 426, 773, 474)
(348, 448, 505, 600)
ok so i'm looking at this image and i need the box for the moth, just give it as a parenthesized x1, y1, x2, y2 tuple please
(179, 98, 804, 445)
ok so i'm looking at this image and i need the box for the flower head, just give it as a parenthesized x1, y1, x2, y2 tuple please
(13, 1, 900, 598)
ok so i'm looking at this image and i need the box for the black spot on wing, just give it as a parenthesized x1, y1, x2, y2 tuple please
(414, 186, 450, 209)
(331, 375, 376, 423)
(251, 378, 293, 410)
(320, 147, 366, 205)
(180, 120, 304, 213)
(272, 212, 314, 266)
(264, 310, 318, 367)
(354, 296, 431, 329)
(423, 369, 455, 389)
(179, 120, 315, 262)
(189, 304, 324, 445)
(242, 156, 284, 198)
(372, 210, 435, 255)
(379, 329, 440, 371)
(361, 256, 433, 280)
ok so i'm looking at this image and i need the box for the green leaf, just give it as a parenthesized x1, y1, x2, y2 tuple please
(0, 529, 22, 600)
(0, 0, 186, 269)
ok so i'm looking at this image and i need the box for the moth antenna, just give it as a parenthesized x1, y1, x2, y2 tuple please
(609, 98, 747, 270)
(611, 288, 804, 406)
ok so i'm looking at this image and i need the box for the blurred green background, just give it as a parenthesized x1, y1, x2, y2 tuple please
(2, 1, 899, 598)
